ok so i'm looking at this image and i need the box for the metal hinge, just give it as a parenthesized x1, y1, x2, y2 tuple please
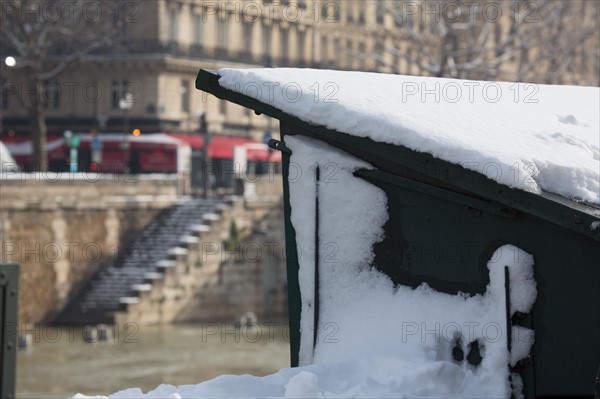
(268, 139, 291, 154)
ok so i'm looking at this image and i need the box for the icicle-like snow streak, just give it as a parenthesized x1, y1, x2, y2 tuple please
(488, 246, 537, 399)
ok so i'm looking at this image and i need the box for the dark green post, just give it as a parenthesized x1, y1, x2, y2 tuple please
(0, 263, 18, 399)
(276, 135, 302, 367)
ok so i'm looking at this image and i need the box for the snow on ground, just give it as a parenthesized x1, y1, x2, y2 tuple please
(75, 137, 537, 399)
(0, 141, 18, 172)
(218, 68, 600, 204)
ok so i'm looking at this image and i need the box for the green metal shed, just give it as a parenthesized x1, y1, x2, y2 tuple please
(0, 263, 19, 399)
(196, 69, 600, 398)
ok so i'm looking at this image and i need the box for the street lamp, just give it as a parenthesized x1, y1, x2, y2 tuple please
(1, 57, 17, 136)
(64, 130, 80, 173)
(119, 93, 134, 172)
(4, 57, 16, 67)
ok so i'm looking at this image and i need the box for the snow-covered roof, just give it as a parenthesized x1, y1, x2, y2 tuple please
(217, 68, 599, 205)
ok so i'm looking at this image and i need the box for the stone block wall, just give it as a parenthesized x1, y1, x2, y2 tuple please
(0, 176, 180, 323)
(113, 182, 288, 326)
(1, 175, 287, 325)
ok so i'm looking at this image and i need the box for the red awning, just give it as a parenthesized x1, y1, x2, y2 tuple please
(168, 134, 281, 162)
(167, 133, 203, 150)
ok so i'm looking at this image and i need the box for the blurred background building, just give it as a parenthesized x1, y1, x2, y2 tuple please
(1, 0, 597, 146)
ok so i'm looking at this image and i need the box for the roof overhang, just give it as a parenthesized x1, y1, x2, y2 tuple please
(196, 69, 600, 242)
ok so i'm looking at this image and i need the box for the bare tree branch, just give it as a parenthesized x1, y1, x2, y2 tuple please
(0, 0, 125, 170)
(364, 0, 598, 85)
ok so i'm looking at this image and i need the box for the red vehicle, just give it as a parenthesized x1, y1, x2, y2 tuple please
(1, 133, 189, 173)
(1, 134, 68, 171)
(1, 133, 280, 177)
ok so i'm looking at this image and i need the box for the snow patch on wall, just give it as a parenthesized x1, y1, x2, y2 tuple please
(285, 135, 387, 366)
(285, 136, 537, 397)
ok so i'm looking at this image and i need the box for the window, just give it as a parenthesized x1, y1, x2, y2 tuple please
(116, 13, 128, 37)
(406, 48, 413, 74)
(194, 14, 203, 44)
(393, 51, 400, 73)
(111, 80, 129, 110)
(375, 39, 383, 56)
(494, 24, 503, 57)
(418, 14, 425, 33)
(43, 81, 60, 110)
(0, 79, 10, 110)
(262, 25, 272, 54)
(320, 36, 328, 62)
(111, 81, 119, 109)
(377, 2, 385, 24)
(321, 1, 340, 21)
(217, 19, 228, 48)
(168, 8, 178, 42)
(346, 3, 354, 22)
(359, 41, 366, 56)
(181, 80, 190, 113)
(521, 47, 529, 63)
(346, 39, 353, 66)
(220, 99, 227, 115)
(280, 28, 288, 59)
(296, 30, 305, 60)
(243, 22, 252, 51)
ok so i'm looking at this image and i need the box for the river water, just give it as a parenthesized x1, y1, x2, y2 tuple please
(16, 323, 291, 398)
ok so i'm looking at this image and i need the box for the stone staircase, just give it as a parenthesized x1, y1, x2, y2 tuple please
(59, 196, 236, 324)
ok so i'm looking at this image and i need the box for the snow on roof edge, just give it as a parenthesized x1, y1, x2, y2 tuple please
(216, 68, 600, 206)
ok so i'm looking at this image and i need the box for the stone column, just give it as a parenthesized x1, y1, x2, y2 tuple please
(50, 210, 70, 308)
(105, 207, 120, 249)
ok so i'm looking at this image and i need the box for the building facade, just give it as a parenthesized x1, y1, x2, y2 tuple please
(1, 0, 597, 142)
(1, 0, 338, 142)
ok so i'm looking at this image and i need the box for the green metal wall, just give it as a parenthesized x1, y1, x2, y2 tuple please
(278, 126, 599, 396)
(0, 263, 18, 399)
(359, 168, 599, 396)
